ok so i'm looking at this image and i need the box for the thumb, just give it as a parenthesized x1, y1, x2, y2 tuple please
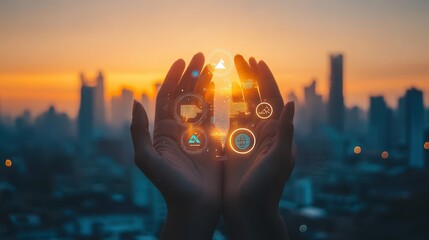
(277, 101, 295, 153)
(130, 100, 158, 171)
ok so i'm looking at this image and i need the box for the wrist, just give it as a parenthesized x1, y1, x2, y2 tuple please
(224, 198, 288, 240)
(161, 203, 221, 240)
(161, 196, 221, 240)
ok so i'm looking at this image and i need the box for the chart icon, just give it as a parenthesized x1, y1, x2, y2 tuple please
(256, 102, 273, 119)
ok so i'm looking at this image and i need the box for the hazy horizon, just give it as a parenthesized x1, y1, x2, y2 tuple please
(1, 0, 428, 117)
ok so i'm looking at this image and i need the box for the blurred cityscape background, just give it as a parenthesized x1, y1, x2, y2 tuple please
(1, 0, 429, 239)
(1, 53, 428, 239)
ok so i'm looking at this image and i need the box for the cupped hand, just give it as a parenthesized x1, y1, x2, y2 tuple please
(131, 53, 222, 240)
(223, 55, 295, 239)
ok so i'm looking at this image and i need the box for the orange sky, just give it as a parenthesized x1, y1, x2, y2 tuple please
(1, 0, 428, 118)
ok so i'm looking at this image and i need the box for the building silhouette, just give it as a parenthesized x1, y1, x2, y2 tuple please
(368, 96, 392, 151)
(94, 71, 106, 127)
(403, 88, 425, 168)
(303, 80, 324, 134)
(77, 72, 106, 141)
(327, 54, 344, 132)
(111, 88, 134, 128)
(78, 74, 95, 141)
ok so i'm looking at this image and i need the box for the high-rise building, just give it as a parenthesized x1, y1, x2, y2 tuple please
(303, 80, 324, 134)
(328, 54, 344, 132)
(78, 74, 95, 141)
(77, 72, 106, 140)
(395, 96, 406, 145)
(368, 96, 392, 151)
(94, 71, 106, 127)
(403, 88, 425, 168)
(111, 88, 134, 128)
(345, 105, 365, 138)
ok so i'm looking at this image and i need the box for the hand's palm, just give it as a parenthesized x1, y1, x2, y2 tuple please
(224, 55, 294, 208)
(131, 53, 221, 207)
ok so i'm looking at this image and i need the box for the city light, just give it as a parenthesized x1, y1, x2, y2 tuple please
(5, 159, 12, 167)
(354, 146, 361, 154)
(381, 151, 389, 159)
(424, 142, 429, 150)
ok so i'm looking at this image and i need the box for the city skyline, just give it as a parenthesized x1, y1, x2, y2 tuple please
(1, 1, 429, 239)
(1, 53, 429, 119)
(1, 0, 429, 117)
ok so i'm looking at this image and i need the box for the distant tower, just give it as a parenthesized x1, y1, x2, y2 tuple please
(368, 96, 392, 151)
(94, 71, 106, 127)
(403, 88, 425, 168)
(111, 88, 134, 128)
(78, 74, 95, 141)
(328, 54, 344, 132)
(304, 80, 324, 133)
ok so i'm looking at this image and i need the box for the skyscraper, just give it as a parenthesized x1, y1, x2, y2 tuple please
(403, 88, 425, 168)
(111, 88, 134, 128)
(77, 72, 106, 140)
(368, 96, 392, 151)
(328, 54, 344, 132)
(78, 74, 95, 141)
(303, 80, 324, 133)
(94, 71, 106, 127)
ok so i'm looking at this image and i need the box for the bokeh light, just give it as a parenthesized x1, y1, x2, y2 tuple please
(299, 224, 308, 233)
(424, 142, 429, 150)
(354, 146, 361, 154)
(5, 159, 12, 167)
(381, 151, 389, 159)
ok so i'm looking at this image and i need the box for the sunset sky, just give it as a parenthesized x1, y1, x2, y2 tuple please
(1, 0, 428, 118)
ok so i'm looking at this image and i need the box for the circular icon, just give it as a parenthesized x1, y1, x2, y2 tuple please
(207, 49, 234, 77)
(256, 102, 273, 119)
(229, 128, 256, 154)
(181, 127, 207, 154)
(173, 93, 208, 126)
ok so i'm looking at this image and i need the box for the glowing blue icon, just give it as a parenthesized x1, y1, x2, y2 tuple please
(192, 70, 199, 78)
(235, 133, 251, 150)
(188, 134, 201, 144)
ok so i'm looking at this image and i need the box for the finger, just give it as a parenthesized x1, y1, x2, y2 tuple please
(234, 55, 260, 107)
(205, 81, 215, 124)
(131, 100, 158, 171)
(277, 101, 295, 153)
(257, 60, 282, 101)
(155, 59, 186, 122)
(195, 64, 214, 96)
(249, 57, 259, 76)
(157, 59, 186, 99)
(257, 60, 284, 117)
(176, 52, 205, 94)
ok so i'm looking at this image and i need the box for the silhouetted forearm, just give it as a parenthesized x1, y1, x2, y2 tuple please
(224, 204, 289, 240)
(161, 202, 221, 240)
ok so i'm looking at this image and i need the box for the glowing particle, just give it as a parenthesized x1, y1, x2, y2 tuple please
(299, 224, 307, 233)
(354, 146, 361, 154)
(5, 159, 12, 167)
(424, 142, 429, 150)
(381, 151, 389, 159)
(192, 70, 199, 78)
